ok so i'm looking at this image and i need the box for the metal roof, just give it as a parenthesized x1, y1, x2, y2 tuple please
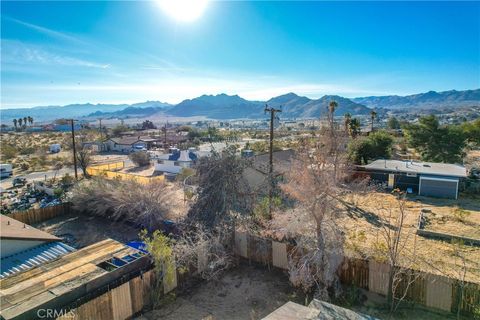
(362, 160, 467, 178)
(0, 242, 76, 279)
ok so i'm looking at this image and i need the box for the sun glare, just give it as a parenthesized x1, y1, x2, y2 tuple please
(157, 0, 208, 23)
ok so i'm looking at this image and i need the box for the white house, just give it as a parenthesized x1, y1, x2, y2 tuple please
(105, 136, 149, 153)
(154, 148, 209, 176)
(0, 214, 62, 258)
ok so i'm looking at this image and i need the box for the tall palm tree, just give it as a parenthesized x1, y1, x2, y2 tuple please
(12, 119, 17, 130)
(328, 100, 338, 131)
(23, 117, 28, 128)
(370, 110, 377, 132)
(328, 101, 338, 116)
(350, 118, 361, 138)
(28, 116, 33, 125)
(18, 118, 23, 128)
(344, 113, 352, 135)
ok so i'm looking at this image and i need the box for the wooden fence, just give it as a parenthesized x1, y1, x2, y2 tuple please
(7, 203, 70, 225)
(56, 229, 480, 319)
(87, 162, 165, 184)
(57, 270, 154, 320)
(236, 231, 480, 316)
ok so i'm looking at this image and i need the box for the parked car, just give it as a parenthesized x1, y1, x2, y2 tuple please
(12, 177, 27, 187)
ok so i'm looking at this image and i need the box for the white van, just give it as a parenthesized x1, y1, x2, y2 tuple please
(0, 164, 13, 179)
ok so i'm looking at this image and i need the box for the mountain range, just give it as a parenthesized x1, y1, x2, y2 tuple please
(1, 89, 478, 124)
(353, 89, 480, 110)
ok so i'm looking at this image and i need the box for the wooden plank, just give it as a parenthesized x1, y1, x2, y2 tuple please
(425, 274, 452, 312)
(76, 291, 113, 320)
(234, 231, 248, 258)
(272, 241, 288, 269)
(1, 242, 123, 295)
(368, 260, 390, 296)
(4, 264, 100, 305)
(111, 282, 133, 320)
(248, 235, 272, 265)
(0, 291, 57, 320)
(129, 276, 144, 315)
(163, 258, 177, 294)
(339, 257, 369, 289)
(0, 239, 115, 289)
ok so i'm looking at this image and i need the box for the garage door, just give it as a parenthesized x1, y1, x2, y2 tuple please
(419, 176, 458, 199)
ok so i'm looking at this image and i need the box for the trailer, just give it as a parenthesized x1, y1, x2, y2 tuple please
(0, 164, 13, 179)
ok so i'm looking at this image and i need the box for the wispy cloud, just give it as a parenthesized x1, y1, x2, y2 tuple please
(1, 40, 110, 69)
(4, 16, 88, 45)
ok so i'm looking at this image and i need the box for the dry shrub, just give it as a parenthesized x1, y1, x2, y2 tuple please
(174, 225, 233, 280)
(70, 178, 176, 230)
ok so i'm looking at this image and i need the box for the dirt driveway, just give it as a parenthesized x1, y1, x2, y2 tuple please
(136, 264, 304, 320)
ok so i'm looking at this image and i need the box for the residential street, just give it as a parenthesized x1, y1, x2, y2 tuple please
(0, 167, 75, 189)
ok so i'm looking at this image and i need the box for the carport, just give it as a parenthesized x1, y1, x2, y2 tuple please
(419, 176, 459, 199)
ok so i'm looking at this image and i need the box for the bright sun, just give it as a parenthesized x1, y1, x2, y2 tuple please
(157, 0, 209, 23)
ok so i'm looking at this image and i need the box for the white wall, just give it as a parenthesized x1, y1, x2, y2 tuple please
(1, 239, 47, 258)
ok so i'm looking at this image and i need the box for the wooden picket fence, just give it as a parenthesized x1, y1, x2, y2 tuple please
(7, 203, 70, 225)
(234, 230, 480, 316)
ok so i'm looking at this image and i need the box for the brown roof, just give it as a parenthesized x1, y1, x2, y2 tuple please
(0, 215, 60, 242)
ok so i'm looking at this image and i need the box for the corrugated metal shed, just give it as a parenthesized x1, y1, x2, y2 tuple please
(0, 242, 76, 279)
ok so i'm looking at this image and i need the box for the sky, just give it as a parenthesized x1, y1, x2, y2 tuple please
(1, 1, 479, 109)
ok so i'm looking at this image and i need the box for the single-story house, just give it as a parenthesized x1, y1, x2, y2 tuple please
(243, 149, 295, 193)
(105, 136, 160, 153)
(0, 215, 76, 278)
(359, 159, 467, 199)
(154, 148, 209, 177)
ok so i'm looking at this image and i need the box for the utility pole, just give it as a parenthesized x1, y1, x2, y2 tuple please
(164, 123, 167, 147)
(264, 104, 282, 219)
(98, 118, 103, 140)
(70, 119, 78, 180)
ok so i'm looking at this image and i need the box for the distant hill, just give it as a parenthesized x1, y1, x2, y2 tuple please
(167, 93, 369, 119)
(168, 94, 264, 119)
(353, 89, 480, 110)
(88, 101, 172, 118)
(267, 93, 371, 118)
(3, 88, 477, 124)
(1, 101, 171, 124)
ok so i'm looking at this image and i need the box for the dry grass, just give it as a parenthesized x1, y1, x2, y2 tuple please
(0, 132, 73, 173)
(340, 192, 480, 284)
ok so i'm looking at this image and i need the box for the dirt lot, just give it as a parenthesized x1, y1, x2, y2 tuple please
(268, 191, 480, 284)
(136, 264, 459, 320)
(34, 212, 141, 248)
(341, 192, 480, 283)
(136, 265, 304, 320)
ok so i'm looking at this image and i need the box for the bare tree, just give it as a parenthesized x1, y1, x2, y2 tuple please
(373, 190, 419, 314)
(76, 145, 92, 178)
(280, 104, 350, 300)
(187, 145, 254, 229)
